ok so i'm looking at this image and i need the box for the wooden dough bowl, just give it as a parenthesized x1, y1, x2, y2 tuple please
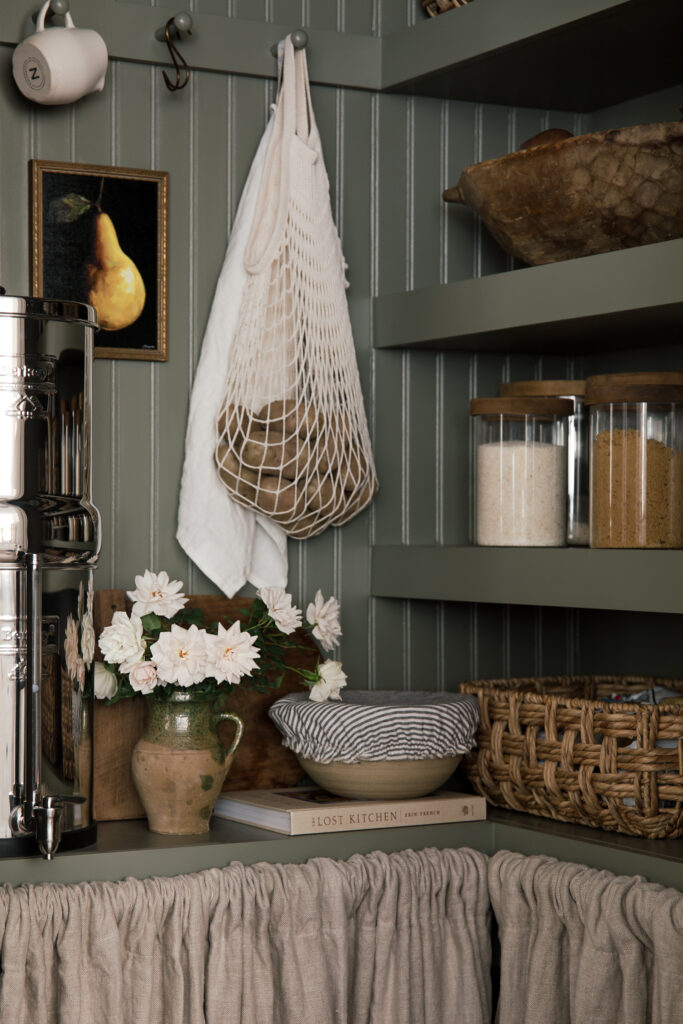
(298, 754, 463, 800)
(443, 122, 683, 266)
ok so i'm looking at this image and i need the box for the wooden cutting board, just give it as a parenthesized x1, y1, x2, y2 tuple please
(92, 590, 314, 821)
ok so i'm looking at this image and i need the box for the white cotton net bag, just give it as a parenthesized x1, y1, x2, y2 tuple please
(214, 37, 377, 539)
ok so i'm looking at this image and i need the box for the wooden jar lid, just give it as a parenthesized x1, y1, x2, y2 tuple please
(584, 371, 683, 406)
(500, 379, 586, 398)
(470, 397, 574, 417)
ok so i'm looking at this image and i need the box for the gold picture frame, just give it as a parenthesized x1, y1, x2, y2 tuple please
(30, 159, 169, 361)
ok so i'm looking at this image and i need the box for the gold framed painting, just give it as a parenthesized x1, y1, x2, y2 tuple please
(30, 159, 169, 361)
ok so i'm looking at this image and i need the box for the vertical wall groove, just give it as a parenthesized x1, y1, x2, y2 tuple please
(405, 97, 414, 292)
(472, 102, 483, 279)
(186, 75, 199, 592)
(439, 100, 448, 284)
(401, 352, 410, 544)
(149, 66, 159, 573)
(110, 364, 118, 589)
(435, 352, 444, 544)
(109, 60, 120, 589)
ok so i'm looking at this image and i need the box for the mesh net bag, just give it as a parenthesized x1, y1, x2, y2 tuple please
(215, 37, 377, 539)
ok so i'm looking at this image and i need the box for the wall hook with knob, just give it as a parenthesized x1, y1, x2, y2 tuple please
(31, 0, 70, 24)
(270, 29, 308, 58)
(155, 11, 193, 92)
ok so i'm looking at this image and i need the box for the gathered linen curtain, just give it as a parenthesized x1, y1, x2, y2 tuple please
(0, 847, 491, 1024)
(488, 850, 683, 1024)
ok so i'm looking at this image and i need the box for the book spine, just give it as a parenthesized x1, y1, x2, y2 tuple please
(290, 797, 486, 835)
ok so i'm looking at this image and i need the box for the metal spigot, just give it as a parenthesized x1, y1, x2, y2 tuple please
(33, 794, 86, 860)
(11, 791, 86, 860)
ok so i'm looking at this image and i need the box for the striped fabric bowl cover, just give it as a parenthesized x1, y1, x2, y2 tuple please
(268, 690, 480, 764)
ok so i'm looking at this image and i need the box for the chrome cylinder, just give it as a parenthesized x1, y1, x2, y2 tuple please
(0, 293, 100, 857)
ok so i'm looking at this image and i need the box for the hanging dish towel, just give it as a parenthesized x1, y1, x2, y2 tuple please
(177, 117, 288, 597)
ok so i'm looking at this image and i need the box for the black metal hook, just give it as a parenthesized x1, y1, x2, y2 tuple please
(156, 13, 193, 92)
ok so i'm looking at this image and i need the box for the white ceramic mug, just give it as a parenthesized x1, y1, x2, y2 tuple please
(12, 2, 108, 106)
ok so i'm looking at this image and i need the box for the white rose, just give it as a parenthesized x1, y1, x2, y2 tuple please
(128, 662, 159, 694)
(308, 660, 347, 702)
(80, 611, 96, 668)
(98, 612, 146, 673)
(64, 614, 80, 681)
(75, 657, 86, 692)
(306, 590, 342, 651)
(206, 621, 260, 685)
(256, 587, 302, 635)
(94, 662, 118, 700)
(149, 624, 208, 687)
(127, 569, 188, 619)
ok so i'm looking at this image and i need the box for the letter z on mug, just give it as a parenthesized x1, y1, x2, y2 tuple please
(13, 1, 108, 106)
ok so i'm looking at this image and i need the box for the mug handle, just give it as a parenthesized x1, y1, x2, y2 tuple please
(213, 709, 244, 758)
(36, 1, 76, 31)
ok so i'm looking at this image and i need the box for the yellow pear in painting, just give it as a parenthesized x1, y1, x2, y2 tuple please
(86, 212, 146, 331)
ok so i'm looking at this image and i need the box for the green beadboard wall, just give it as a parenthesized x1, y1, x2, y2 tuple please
(1, 1, 681, 692)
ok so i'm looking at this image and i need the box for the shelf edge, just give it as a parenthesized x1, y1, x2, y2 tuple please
(371, 546, 683, 615)
(374, 240, 683, 352)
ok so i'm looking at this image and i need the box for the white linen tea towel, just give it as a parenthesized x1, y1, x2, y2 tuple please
(177, 116, 288, 597)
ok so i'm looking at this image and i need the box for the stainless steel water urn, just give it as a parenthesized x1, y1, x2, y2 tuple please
(0, 291, 100, 859)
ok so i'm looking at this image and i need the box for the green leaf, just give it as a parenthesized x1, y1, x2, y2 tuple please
(176, 607, 205, 628)
(48, 193, 93, 224)
(104, 676, 136, 705)
(297, 668, 320, 683)
(214, 686, 234, 707)
(141, 612, 162, 633)
(249, 598, 267, 622)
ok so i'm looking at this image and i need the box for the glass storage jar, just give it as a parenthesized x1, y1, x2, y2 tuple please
(470, 397, 572, 547)
(500, 380, 588, 546)
(585, 372, 683, 549)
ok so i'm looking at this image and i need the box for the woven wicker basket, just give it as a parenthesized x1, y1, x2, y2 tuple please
(422, 0, 472, 17)
(460, 676, 683, 839)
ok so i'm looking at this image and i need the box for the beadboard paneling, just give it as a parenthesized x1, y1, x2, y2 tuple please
(1, 0, 676, 695)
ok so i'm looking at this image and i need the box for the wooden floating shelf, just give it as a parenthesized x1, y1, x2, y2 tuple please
(382, 0, 683, 111)
(371, 545, 683, 615)
(373, 240, 683, 354)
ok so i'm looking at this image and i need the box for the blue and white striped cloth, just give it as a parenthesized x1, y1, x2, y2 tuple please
(269, 690, 480, 764)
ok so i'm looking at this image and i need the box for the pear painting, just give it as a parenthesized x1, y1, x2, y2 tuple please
(35, 162, 167, 359)
(47, 179, 146, 331)
(85, 212, 146, 331)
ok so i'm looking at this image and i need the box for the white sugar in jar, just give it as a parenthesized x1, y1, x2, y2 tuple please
(500, 379, 588, 546)
(470, 397, 572, 547)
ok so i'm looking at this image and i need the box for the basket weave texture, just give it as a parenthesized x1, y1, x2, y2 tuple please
(460, 676, 683, 839)
(422, 0, 471, 17)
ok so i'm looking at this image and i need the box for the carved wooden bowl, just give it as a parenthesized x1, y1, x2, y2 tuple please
(443, 122, 683, 266)
(297, 754, 463, 800)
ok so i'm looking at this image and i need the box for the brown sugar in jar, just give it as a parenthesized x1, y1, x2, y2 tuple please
(585, 373, 683, 549)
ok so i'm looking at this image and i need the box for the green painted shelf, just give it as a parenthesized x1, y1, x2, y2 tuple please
(382, 0, 683, 111)
(374, 239, 683, 354)
(371, 546, 683, 615)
